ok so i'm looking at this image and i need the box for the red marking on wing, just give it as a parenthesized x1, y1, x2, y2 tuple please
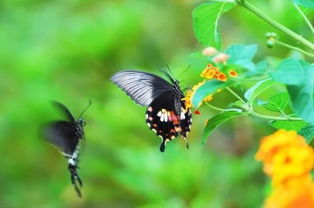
(169, 111, 180, 125)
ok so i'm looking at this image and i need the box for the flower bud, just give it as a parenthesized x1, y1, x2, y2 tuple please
(213, 53, 230, 64)
(202, 47, 218, 56)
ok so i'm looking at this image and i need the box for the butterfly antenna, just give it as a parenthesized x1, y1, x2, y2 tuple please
(177, 64, 191, 80)
(166, 64, 176, 80)
(160, 64, 176, 83)
(78, 100, 92, 119)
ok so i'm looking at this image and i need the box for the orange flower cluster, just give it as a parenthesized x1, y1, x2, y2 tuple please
(200, 64, 228, 81)
(228, 70, 238, 77)
(184, 63, 238, 109)
(184, 81, 205, 109)
(183, 48, 238, 110)
(200, 64, 238, 82)
(184, 81, 214, 110)
(255, 130, 314, 208)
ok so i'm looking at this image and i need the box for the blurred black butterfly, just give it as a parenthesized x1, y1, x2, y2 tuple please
(111, 70, 192, 152)
(42, 101, 91, 197)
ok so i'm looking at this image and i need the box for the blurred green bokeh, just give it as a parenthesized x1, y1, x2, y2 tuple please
(0, 0, 312, 207)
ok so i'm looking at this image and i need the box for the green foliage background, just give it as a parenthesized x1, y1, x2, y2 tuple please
(0, 0, 312, 207)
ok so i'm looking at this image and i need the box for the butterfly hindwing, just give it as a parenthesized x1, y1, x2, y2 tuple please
(145, 91, 191, 152)
(179, 101, 192, 146)
(146, 106, 179, 152)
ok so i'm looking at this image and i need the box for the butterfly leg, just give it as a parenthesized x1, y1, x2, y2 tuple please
(68, 164, 82, 197)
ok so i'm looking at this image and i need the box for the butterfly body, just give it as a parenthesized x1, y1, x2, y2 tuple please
(42, 101, 90, 197)
(111, 70, 192, 152)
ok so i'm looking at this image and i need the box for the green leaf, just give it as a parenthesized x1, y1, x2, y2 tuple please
(247, 59, 268, 76)
(293, 0, 314, 8)
(192, 2, 235, 48)
(226, 44, 258, 62)
(225, 44, 258, 71)
(233, 59, 256, 71)
(256, 60, 268, 71)
(269, 120, 307, 131)
(288, 79, 314, 125)
(244, 79, 275, 106)
(202, 111, 245, 144)
(300, 7, 313, 16)
(263, 92, 289, 112)
(273, 58, 314, 125)
(188, 52, 209, 72)
(191, 80, 228, 107)
(272, 58, 305, 85)
(298, 124, 314, 146)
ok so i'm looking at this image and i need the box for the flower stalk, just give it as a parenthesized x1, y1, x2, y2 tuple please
(293, 3, 314, 35)
(236, 0, 314, 51)
(275, 40, 314, 58)
(226, 87, 302, 121)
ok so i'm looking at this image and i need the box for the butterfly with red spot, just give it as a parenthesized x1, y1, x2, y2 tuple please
(111, 70, 192, 152)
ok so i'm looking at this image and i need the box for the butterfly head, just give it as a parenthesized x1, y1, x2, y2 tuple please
(76, 118, 86, 127)
(174, 80, 180, 86)
(172, 79, 185, 99)
(75, 118, 86, 139)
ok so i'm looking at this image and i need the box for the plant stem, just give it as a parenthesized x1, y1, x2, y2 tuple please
(226, 87, 249, 108)
(236, 0, 314, 51)
(249, 111, 302, 121)
(226, 87, 302, 121)
(293, 3, 314, 35)
(233, 76, 269, 82)
(276, 40, 314, 58)
(278, 109, 298, 120)
(205, 102, 225, 111)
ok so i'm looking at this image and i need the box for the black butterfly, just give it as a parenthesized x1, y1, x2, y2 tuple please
(111, 70, 192, 152)
(42, 101, 91, 197)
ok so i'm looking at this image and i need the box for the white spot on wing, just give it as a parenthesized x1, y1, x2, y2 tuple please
(180, 111, 185, 120)
(160, 113, 164, 122)
(164, 113, 168, 122)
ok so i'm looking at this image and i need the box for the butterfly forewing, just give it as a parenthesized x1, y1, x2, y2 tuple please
(52, 101, 75, 122)
(43, 121, 80, 156)
(111, 70, 173, 106)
